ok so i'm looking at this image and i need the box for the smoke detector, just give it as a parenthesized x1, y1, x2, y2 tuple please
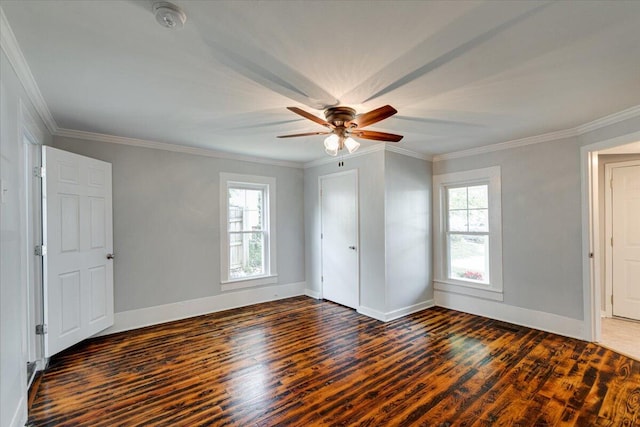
(153, 2, 187, 30)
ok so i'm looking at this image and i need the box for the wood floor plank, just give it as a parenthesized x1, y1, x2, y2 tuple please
(28, 297, 640, 426)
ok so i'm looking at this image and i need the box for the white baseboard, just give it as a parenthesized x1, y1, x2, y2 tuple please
(95, 281, 306, 336)
(385, 300, 435, 321)
(434, 290, 585, 340)
(357, 305, 387, 321)
(9, 395, 27, 427)
(358, 299, 435, 322)
(305, 288, 321, 299)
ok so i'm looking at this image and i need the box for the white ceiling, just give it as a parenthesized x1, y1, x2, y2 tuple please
(3, 0, 640, 162)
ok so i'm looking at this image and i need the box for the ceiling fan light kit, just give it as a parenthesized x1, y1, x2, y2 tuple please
(278, 105, 403, 157)
(324, 134, 340, 156)
(153, 2, 187, 30)
(344, 137, 360, 154)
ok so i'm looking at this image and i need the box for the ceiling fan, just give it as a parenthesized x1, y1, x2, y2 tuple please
(277, 105, 403, 156)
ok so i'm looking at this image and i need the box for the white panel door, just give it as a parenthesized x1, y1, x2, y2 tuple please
(612, 164, 640, 321)
(42, 146, 114, 357)
(320, 170, 359, 309)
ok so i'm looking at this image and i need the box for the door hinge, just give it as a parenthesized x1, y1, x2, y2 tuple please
(321, 276, 323, 282)
(611, 237, 613, 247)
(611, 294, 614, 305)
(34, 245, 47, 256)
(321, 233, 323, 239)
(610, 178, 613, 189)
(35, 324, 48, 335)
(33, 166, 45, 178)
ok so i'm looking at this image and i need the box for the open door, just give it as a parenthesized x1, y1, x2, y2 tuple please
(611, 163, 640, 321)
(42, 146, 114, 357)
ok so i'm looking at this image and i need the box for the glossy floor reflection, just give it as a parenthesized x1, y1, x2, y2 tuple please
(28, 297, 640, 426)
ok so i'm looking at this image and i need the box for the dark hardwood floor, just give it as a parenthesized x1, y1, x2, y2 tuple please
(29, 297, 640, 426)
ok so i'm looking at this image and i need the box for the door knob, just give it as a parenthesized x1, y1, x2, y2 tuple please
(107, 253, 115, 260)
(348, 246, 357, 250)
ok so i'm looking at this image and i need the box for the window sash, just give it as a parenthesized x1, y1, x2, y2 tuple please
(227, 185, 265, 233)
(445, 183, 491, 285)
(446, 231, 490, 284)
(228, 230, 266, 279)
(227, 184, 267, 279)
(446, 183, 489, 233)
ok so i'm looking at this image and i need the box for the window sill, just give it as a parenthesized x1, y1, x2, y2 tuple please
(434, 279, 503, 302)
(221, 274, 278, 291)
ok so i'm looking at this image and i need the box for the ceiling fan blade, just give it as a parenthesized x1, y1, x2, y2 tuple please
(287, 107, 333, 128)
(348, 105, 398, 128)
(277, 131, 332, 138)
(352, 130, 404, 142)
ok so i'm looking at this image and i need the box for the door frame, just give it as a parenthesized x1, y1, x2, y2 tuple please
(318, 169, 360, 305)
(19, 101, 46, 370)
(581, 130, 640, 342)
(604, 160, 640, 318)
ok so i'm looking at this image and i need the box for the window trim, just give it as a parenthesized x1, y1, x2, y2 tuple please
(433, 166, 503, 301)
(220, 173, 277, 291)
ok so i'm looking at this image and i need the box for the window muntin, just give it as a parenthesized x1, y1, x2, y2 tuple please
(446, 184, 490, 284)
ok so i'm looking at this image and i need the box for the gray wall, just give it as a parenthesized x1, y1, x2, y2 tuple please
(433, 115, 640, 322)
(52, 136, 305, 312)
(384, 151, 432, 311)
(304, 150, 387, 312)
(304, 149, 433, 315)
(434, 136, 585, 320)
(1, 49, 52, 427)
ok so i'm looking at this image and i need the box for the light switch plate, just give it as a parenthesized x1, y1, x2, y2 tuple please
(0, 178, 7, 204)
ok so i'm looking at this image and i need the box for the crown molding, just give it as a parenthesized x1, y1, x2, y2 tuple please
(575, 104, 640, 135)
(385, 144, 433, 161)
(0, 7, 57, 134)
(54, 128, 303, 169)
(432, 128, 579, 161)
(433, 104, 640, 162)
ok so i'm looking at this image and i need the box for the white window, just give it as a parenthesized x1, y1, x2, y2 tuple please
(220, 173, 277, 290)
(433, 166, 503, 301)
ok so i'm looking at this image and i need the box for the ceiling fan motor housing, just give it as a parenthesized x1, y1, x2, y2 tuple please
(324, 107, 357, 127)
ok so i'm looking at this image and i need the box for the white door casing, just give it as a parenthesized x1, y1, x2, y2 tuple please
(320, 170, 359, 309)
(42, 146, 114, 357)
(611, 163, 640, 321)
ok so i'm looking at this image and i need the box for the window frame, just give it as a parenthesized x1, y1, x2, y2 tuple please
(433, 166, 503, 301)
(220, 173, 277, 290)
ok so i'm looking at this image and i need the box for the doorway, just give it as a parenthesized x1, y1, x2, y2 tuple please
(319, 170, 359, 309)
(582, 134, 640, 361)
(600, 158, 640, 360)
(604, 160, 640, 321)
